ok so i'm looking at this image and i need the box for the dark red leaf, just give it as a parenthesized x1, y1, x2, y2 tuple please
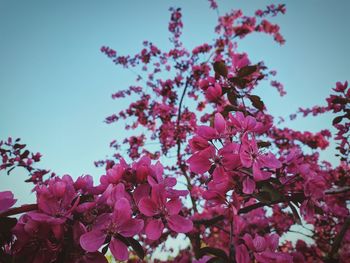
(237, 65, 257, 77)
(20, 150, 30, 159)
(230, 77, 248, 89)
(332, 97, 347, 105)
(199, 247, 228, 260)
(257, 141, 271, 148)
(0, 217, 17, 230)
(13, 144, 26, 150)
(213, 61, 228, 78)
(248, 95, 264, 111)
(193, 215, 225, 226)
(126, 237, 145, 260)
(289, 202, 302, 225)
(332, 115, 343, 125)
(227, 91, 238, 105)
(207, 257, 226, 263)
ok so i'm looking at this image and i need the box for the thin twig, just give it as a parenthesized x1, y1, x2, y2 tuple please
(327, 217, 350, 260)
(176, 76, 198, 213)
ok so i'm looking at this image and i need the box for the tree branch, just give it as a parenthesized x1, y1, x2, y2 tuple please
(327, 216, 350, 260)
(176, 76, 198, 213)
(0, 204, 38, 218)
(193, 215, 225, 226)
(325, 186, 350, 195)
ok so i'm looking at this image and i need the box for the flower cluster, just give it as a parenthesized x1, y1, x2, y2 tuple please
(0, 156, 192, 262)
(1, 1, 349, 262)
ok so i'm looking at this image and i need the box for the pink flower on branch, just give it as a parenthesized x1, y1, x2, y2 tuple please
(138, 185, 193, 240)
(80, 198, 144, 261)
(240, 134, 281, 181)
(0, 191, 17, 213)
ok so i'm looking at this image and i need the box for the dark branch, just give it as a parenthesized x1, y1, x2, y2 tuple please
(327, 217, 350, 261)
(193, 215, 225, 226)
(176, 76, 198, 213)
(325, 186, 350, 195)
(0, 204, 38, 218)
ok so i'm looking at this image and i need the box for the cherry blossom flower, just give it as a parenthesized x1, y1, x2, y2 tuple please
(80, 198, 144, 261)
(240, 134, 281, 181)
(138, 185, 192, 240)
(0, 191, 16, 212)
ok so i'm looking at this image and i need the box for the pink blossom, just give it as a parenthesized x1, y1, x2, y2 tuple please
(196, 113, 227, 140)
(229, 111, 263, 134)
(188, 145, 216, 174)
(138, 185, 192, 240)
(30, 175, 79, 224)
(0, 191, 17, 212)
(242, 233, 292, 262)
(205, 83, 222, 102)
(240, 134, 281, 181)
(80, 198, 144, 261)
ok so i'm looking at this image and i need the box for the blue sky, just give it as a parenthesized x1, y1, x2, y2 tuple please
(0, 0, 349, 205)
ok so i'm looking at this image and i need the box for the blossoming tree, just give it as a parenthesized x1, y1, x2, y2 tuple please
(0, 1, 349, 262)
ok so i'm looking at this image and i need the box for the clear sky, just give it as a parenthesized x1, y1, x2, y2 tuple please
(0, 0, 349, 205)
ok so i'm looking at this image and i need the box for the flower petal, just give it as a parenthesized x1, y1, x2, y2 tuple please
(252, 162, 264, 181)
(253, 235, 266, 252)
(240, 144, 253, 168)
(110, 238, 129, 261)
(187, 153, 211, 174)
(133, 184, 151, 205)
(235, 244, 250, 263)
(138, 197, 159, 216)
(197, 126, 217, 140)
(118, 218, 144, 237)
(189, 136, 210, 151)
(167, 214, 193, 233)
(261, 152, 282, 169)
(80, 230, 106, 252)
(145, 219, 164, 240)
(214, 113, 226, 134)
(187, 146, 215, 174)
(243, 177, 256, 194)
(113, 198, 132, 223)
(165, 199, 182, 215)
